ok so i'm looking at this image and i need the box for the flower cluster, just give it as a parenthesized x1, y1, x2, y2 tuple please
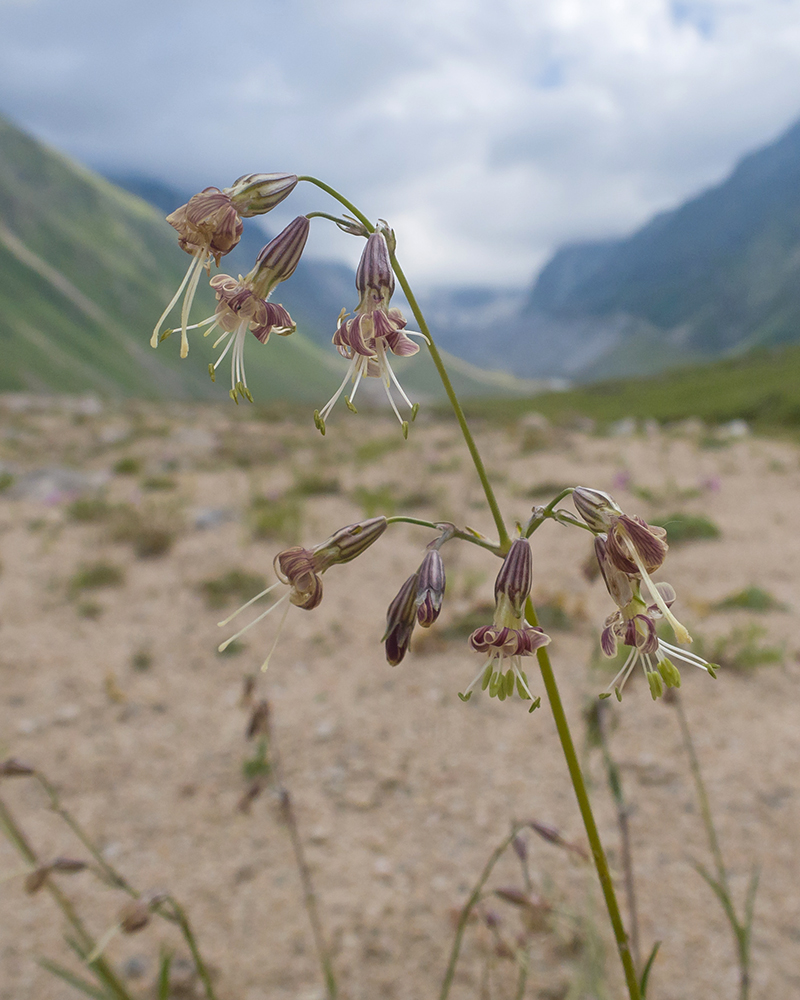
(315, 230, 425, 436)
(573, 487, 717, 700)
(151, 174, 298, 360)
(153, 178, 427, 429)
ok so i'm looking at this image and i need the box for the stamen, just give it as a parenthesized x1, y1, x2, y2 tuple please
(151, 255, 200, 347)
(383, 351, 414, 409)
(658, 640, 710, 670)
(319, 359, 358, 422)
(512, 664, 535, 700)
(178, 251, 209, 358)
(218, 592, 290, 651)
(217, 580, 283, 627)
(348, 357, 367, 406)
(261, 597, 292, 672)
(607, 647, 639, 695)
(460, 658, 494, 699)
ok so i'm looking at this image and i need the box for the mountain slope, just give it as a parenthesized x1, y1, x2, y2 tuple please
(485, 116, 800, 380)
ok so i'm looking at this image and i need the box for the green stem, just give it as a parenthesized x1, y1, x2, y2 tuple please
(297, 177, 374, 233)
(526, 599, 642, 1000)
(388, 250, 510, 550)
(296, 175, 510, 550)
(385, 516, 503, 555)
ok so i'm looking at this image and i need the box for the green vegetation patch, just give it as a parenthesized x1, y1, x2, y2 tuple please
(249, 496, 302, 542)
(697, 623, 784, 673)
(712, 586, 789, 613)
(69, 562, 124, 594)
(199, 569, 268, 610)
(650, 512, 721, 543)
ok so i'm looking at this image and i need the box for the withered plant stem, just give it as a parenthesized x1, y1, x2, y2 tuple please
(0, 796, 134, 1000)
(439, 824, 526, 1000)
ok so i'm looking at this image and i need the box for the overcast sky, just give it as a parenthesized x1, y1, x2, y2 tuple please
(2, 0, 800, 287)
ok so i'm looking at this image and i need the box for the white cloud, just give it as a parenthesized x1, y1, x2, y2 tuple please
(2, 0, 800, 284)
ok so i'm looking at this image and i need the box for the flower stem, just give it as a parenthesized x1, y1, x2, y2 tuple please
(526, 598, 642, 1000)
(388, 250, 510, 550)
(297, 177, 374, 233)
(296, 176, 511, 551)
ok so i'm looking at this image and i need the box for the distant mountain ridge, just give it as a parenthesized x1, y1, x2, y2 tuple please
(433, 115, 800, 380)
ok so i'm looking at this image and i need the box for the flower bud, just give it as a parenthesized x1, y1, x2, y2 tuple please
(415, 549, 445, 627)
(572, 487, 623, 532)
(119, 900, 151, 934)
(24, 867, 50, 894)
(356, 232, 395, 299)
(0, 758, 35, 777)
(224, 172, 298, 218)
(383, 573, 419, 666)
(494, 539, 532, 619)
(250, 216, 310, 298)
(312, 517, 388, 571)
(50, 857, 88, 873)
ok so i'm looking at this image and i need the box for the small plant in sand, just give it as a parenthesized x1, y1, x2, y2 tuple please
(0, 169, 760, 1000)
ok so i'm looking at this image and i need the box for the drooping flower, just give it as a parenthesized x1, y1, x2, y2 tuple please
(460, 539, 550, 708)
(314, 230, 426, 436)
(594, 534, 717, 701)
(218, 517, 387, 670)
(151, 174, 298, 359)
(573, 486, 691, 644)
(180, 216, 309, 402)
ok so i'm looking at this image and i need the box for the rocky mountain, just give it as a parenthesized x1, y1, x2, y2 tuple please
(435, 115, 800, 381)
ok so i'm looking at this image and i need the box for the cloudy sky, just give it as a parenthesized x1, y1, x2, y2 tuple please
(2, 0, 800, 286)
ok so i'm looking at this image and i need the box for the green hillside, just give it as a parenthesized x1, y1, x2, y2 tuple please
(0, 114, 536, 404)
(467, 343, 800, 430)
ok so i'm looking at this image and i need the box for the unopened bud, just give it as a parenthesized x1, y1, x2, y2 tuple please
(119, 900, 151, 934)
(415, 549, 445, 627)
(312, 517, 388, 570)
(0, 758, 35, 777)
(250, 216, 310, 297)
(572, 487, 623, 532)
(246, 700, 270, 740)
(356, 232, 394, 299)
(50, 857, 88, 873)
(494, 539, 532, 618)
(224, 172, 298, 217)
(494, 887, 532, 908)
(383, 573, 419, 666)
(24, 867, 50, 894)
(512, 835, 528, 863)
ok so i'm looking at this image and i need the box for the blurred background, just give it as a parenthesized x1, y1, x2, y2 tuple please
(3, 5, 800, 1000)
(4, 0, 800, 406)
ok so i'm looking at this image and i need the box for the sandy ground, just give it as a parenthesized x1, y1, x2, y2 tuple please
(0, 396, 799, 1000)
